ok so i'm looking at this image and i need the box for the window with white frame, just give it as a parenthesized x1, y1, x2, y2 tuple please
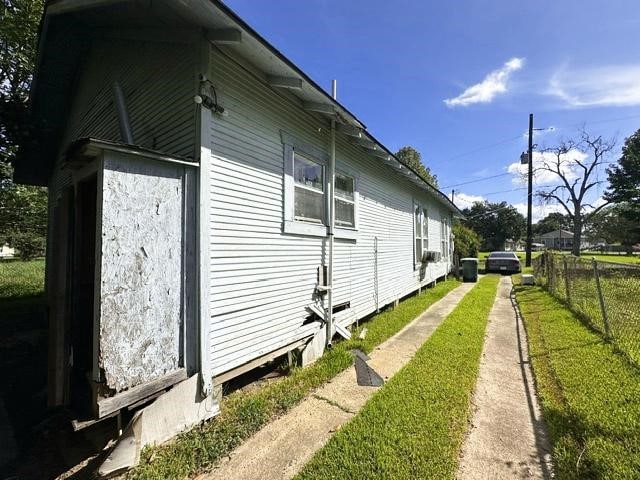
(281, 131, 359, 239)
(293, 153, 324, 223)
(441, 216, 449, 260)
(414, 203, 428, 263)
(335, 172, 355, 228)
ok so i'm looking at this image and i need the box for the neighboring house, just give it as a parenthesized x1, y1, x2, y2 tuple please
(0, 244, 15, 258)
(504, 239, 524, 251)
(534, 230, 574, 250)
(16, 0, 461, 456)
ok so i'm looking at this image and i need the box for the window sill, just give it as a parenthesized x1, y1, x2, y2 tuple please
(283, 221, 358, 241)
(335, 227, 358, 241)
(283, 220, 327, 237)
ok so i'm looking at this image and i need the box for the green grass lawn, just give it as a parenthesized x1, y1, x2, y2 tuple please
(515, 285, 640, 479)
(129, 279, 462, 480)
(0, 259, 45, 299)
(532, 253, 640, 367)
(583, 253, 640, 265)
(295, 275, 500, 480)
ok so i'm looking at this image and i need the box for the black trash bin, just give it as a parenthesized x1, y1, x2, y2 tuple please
(461, 258, 478, 282)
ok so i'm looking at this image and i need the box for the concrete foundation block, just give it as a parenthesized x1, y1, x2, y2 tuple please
(301, 326, 327, 367)
(521, 274, 535, 285)
(98, 374, 220, 477)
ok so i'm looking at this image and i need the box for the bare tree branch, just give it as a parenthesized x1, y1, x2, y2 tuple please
(533, 128, 616, 255)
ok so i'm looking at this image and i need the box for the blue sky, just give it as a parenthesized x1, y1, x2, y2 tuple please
(225, 0, 640, 221)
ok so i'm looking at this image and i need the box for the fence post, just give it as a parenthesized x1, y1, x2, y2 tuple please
(592, 258, 611, 339)
(563, 257, 571, 305)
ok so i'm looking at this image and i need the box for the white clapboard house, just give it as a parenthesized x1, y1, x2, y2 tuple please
(17, 0, 461, 454)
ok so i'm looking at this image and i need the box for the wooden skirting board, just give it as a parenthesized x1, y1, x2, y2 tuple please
(96, 368, 187, 418)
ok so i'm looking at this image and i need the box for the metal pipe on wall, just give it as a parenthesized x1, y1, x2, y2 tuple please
(326, 79, 337, 348)
(113, 81, 134, 144)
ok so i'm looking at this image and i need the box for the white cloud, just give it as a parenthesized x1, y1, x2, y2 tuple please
(512, 202, 566, 224)
(506, 149, 587, 186)
(454, 192, 486, 209)
(444, 57, 525, 107)
(548, 64, 640, 107)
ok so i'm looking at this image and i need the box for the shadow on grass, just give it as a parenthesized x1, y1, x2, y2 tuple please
(514, 285, 640, 479)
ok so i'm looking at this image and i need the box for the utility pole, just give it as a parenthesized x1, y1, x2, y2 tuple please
(451, 189, 455, 203)
(525, 113, 533, 267)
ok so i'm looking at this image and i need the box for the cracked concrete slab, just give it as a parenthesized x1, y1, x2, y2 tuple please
(457, 277, 553, 480)
(205, 281, 476, 480)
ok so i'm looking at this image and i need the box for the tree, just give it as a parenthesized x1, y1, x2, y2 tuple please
(535, 129, 614, 256)
(532, 212, 572, 236)
(0, 0, 47, 259)
(605, 128, 640, 220)
(395, 146, 438, 187)
(452, 221, 481, 258)
(1, 0, 44, 171)
(0, 184, 47, 259)
(584, 204, 640, 255)
(461, 201, 526, 251)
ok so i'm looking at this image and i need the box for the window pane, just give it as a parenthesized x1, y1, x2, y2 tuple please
(335, 173, 354, 200)
(415, 238, 422, 262)
(335, 198, 355, 227)
(294, 186, 324, 222)
(422, 208, 428, 237)
(414, 205, 421, 234)
(294, 154, 323, 191)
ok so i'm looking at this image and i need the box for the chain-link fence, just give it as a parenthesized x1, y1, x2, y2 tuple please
(533, 252, 640, 366)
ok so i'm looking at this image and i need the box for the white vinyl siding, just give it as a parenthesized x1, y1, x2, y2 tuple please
(61, 37, 197, 160)
(205, 47, 454, 377)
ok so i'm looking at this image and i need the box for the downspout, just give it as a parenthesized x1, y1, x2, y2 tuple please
(326, 80, 337, 348)
(113, 82, 134, 144)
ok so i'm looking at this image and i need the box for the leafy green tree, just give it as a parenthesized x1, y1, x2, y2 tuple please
(0, 0, 47, 259)
(453, 221, 481, 258)
(395, 146, 438, 187)
(1, 0, 44, 170)
(532, 212, 572, 236)
(584, 204, 640, 254)
(462, 201, 525, 251)
(606, 129, 640, 217)
(0, 184, 47, 258)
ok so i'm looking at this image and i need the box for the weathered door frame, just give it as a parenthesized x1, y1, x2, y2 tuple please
(47, 155, 103, 409)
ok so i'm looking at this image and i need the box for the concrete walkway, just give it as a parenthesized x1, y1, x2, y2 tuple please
(204, 281, 477, 480)
(457, 276, 553, 479)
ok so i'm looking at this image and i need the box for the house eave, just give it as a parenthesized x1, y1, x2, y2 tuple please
(19, 0, 464, 216)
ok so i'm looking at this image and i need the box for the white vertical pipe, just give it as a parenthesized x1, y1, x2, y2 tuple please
(326, 80, 337, 347)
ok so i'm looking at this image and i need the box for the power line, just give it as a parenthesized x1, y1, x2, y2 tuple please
(443, 156, 617, 191)
(442, 172, 512, 189)
(455, 183, 559, 202)
(567, 113, 640, 128)
(445, 134, 523, 162)
(439, 114, 636, 192)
